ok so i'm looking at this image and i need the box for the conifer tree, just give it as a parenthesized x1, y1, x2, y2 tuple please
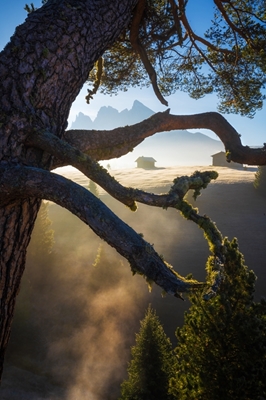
(120, 305, 177, 400)
(171, 238, 266, 400)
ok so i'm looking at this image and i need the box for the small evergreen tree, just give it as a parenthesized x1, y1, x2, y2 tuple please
(171, 238, 266, 400)
(120, 305, 177, 400)
(254, 165, 266, 197)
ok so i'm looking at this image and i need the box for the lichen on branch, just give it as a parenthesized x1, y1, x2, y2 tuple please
(0, 164, 203, 298)
(18, 130, 227, 298)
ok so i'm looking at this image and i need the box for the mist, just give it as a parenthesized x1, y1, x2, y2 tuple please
(1, 165, 265, 399)
(4, 202, 187, 399)
(102, 131, 224, 170)
(3, 205, 150, 399)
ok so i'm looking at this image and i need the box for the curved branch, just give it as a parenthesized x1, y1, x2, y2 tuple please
(130, 0, 168, 106)
(64, 111, 266, 165)
(25, 133, 226, 299)
(0, 164, 202, 297)
(27, 131, 219, 212)
(27, 130, 137, 210)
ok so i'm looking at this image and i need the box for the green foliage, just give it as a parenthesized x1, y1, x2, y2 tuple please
(171, 238, 266, 400)
(87, 0, 266, 116)
(120, 305, 177, 400)
(204, 1, 266, 116)
(254, 165, 266, 197)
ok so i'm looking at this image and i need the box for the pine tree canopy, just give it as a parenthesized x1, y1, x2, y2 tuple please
(87, 0, 266, 116)
(120, 305, 177, 400)
(172, 238, 266, 400)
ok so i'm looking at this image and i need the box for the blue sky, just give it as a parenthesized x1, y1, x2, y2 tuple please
(0, 0, 265, 146)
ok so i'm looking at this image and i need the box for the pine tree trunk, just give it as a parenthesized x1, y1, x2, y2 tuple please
(0, 0, 136, 380)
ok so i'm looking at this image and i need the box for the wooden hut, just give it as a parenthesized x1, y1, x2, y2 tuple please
(135, 156, 157, 169)
(211, 151, 243, 168)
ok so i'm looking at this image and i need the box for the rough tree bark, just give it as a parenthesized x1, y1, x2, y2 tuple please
(0, 0, 137, 379)
(0, 0, 265, 381)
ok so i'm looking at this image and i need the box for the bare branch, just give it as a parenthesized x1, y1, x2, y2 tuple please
(26, 131, 218, 212)
(26, 130, 138, 210)
(130, 0, 168, 106)
(23, 125, 229, 296)
(0, 164, 204, 297)
(169, 0, 183, 44)
(64, 111, 266, 165)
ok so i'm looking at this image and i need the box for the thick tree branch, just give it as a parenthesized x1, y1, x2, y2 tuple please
(26, 130, 138, 210)
(0, 164, 204, 297)
(20, 128, 227, 296)
(64, 111, 266, 165)
(27, 131, 219, 213)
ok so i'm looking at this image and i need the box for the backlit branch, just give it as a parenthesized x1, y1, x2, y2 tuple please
(27, 131, 218, 212)
(0, 164, 204, 297)
(26, 130, 137, 210)
(64, 111, 266, 165)
(26, 130, 226, 296)
(130, 0, 168, 106)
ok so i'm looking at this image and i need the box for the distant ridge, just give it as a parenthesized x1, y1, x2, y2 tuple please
(71, 100, 224, 167)
(71, 100, 154, 130)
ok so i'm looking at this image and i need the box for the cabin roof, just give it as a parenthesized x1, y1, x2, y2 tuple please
(135, 156, 157, 162)
(211, 151, 226, 157)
